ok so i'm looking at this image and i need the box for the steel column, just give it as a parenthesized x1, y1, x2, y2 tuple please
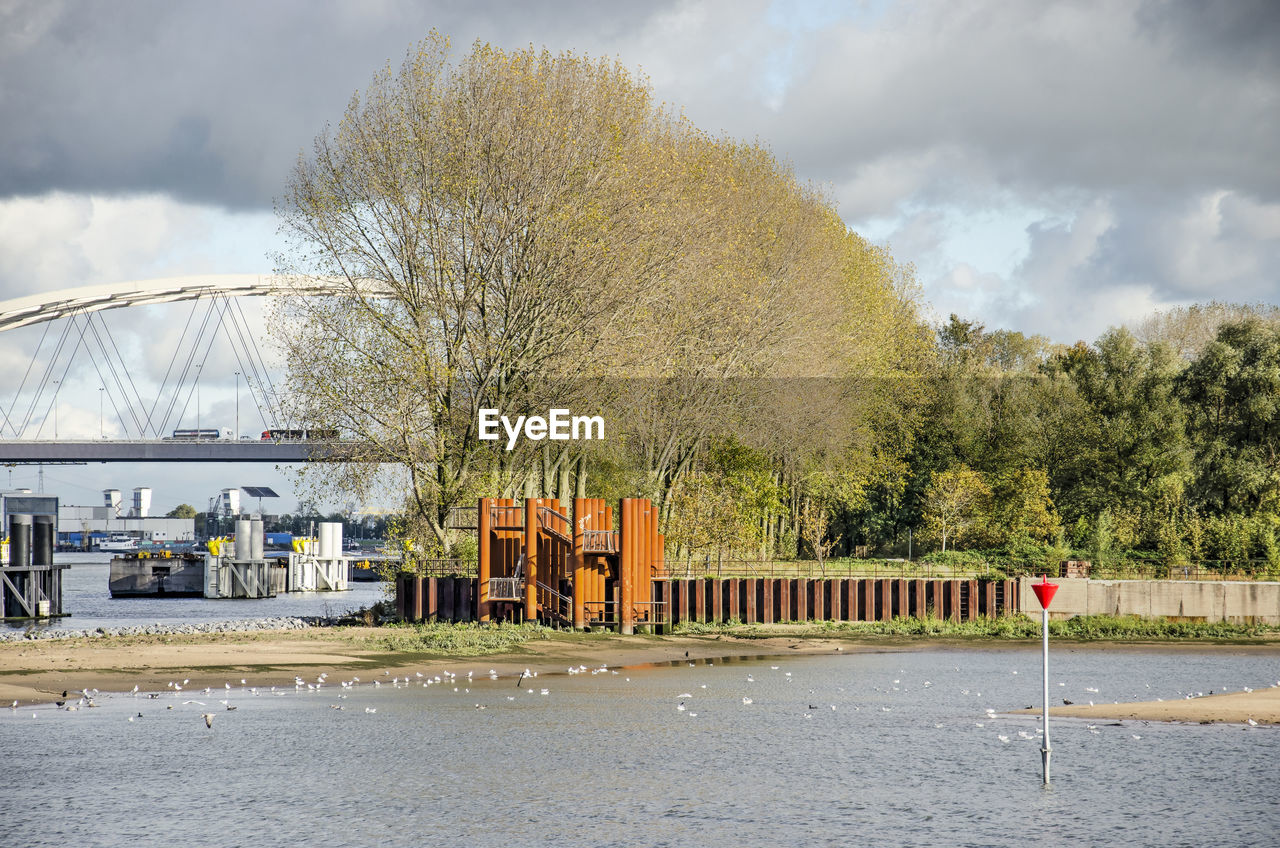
(477, 497, 492, 622)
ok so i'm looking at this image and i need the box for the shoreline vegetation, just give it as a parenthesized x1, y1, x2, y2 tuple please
(2, 615, 1279, 725)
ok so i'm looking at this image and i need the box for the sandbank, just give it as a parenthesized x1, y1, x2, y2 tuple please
(1012, 686, 1280, 726)
(0, 628, 853, 705)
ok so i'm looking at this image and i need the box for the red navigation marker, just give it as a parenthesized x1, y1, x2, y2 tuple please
(1031, 575, 1058, 609)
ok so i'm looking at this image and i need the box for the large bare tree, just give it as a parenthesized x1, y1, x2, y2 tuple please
(273, 34, 926, 563)
(274, 34, 686, 557)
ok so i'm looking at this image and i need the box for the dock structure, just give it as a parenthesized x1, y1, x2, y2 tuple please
(109, 520, 355, 599)
(397, 495, 1023, 630)
(202, 515, 277, 598)
(1, 499, 68, 620)
(109, 552, 205, 597)
(286, 521, 348, 591)
(426, 496, 665, 631)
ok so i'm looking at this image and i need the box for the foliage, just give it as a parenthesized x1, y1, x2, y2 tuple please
(376, 621, 545, 654)
(273, 32, 926, 558)
(166, 503, 198, 519)
(921, 467, 988, 552)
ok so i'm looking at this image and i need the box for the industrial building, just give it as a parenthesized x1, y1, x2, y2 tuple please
(57, 487, 195, 547)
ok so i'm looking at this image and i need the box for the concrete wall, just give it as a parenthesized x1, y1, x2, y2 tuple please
(1018, 577, 1280, 624)
(57, 516, 196, 541)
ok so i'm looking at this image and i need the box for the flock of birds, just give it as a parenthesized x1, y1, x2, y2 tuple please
(5, 658, 1277, 739)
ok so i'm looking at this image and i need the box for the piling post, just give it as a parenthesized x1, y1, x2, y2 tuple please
(32, 516, 54, 567)
(639, 500, 651, 625)
(572, 498, 586, 630)
(9, 514, 31, 568)
(525, 499, 539, 622)
(477, 498, 491, 622)
(619, 498, 635, 634)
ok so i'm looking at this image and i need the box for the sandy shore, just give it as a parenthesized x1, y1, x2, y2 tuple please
(0, 627, 854, 704)
(1009, 686, 1280, 726)
(6, 626, 1280, 725)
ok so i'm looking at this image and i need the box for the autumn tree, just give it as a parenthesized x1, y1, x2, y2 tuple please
(922, 467, 988, 552)
(273, 34, 925, 562)
(273, 35, 691, 557)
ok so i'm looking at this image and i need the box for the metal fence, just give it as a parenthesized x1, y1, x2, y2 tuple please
(391, 555, 1279, 582)
(665, 557, 1280, 582)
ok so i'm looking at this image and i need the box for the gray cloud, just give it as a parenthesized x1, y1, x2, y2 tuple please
(0, 0, 682, 207)
(1, 0, 1276, 345)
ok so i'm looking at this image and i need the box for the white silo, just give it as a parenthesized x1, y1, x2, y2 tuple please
(103, 489, 122, 517)
(132, 487, 152, 518)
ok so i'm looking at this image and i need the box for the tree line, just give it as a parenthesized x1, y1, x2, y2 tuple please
(271, 34, 1278, 575)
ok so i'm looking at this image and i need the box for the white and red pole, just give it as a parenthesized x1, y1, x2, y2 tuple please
(1031, 574, 1059, 786)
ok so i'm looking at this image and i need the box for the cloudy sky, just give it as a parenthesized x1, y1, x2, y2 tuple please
(1, 0, 1277, 512)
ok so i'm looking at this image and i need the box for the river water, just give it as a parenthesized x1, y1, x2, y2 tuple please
(2, 553, 386, 633)
(2, 645, 1277, 846)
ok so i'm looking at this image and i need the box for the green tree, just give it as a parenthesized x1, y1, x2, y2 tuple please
(973, 468, 1061, 548)
(166, 504, 198, 519)
(922, 467, 989, 552)
(1180, 320, 1280, 515)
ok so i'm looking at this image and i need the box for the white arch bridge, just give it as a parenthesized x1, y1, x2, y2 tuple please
(0, 274, 360, 464)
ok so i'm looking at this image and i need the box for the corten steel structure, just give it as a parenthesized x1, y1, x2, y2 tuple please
(475, 496, 666, 632)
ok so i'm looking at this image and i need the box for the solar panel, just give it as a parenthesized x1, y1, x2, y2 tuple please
(241, 486, 279, 498)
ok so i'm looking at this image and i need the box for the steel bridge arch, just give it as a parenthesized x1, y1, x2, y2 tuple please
(0, 273, 356, 332)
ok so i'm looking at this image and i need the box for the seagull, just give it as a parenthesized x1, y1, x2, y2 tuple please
(202, 713, 214, 729)
(742, 697, 753, 705)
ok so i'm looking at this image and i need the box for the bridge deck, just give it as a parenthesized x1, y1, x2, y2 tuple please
(0, 440, 335, 463)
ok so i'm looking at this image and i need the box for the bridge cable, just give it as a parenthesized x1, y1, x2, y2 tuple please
(156, 298, 220, 435)
(20, 312, 80, 437)
(78, 323, 139, 440)
(91, 310, 152, 436)
(165, 299, 226, 433)
(224, 295, 283, 429)
(216, 301, 270, 432)
(228, 294, 283, 426)
(0, 319, 52, 437)
(32, 312, 96, 438)
(232, 295, 284, 423)
(83, 313, 147, 438)
(141, 296, 203, 437)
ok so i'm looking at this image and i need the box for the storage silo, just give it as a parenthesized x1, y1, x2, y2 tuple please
(132, 487, 152, 518)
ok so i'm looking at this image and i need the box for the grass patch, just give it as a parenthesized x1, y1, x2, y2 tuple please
(675, 614, 1280, 641)
(375, 621, 547, 655)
